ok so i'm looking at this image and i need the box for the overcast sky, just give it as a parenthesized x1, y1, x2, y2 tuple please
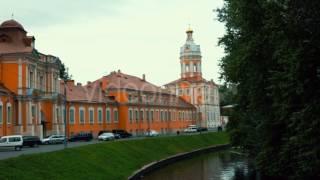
(1, 0, 225, 86)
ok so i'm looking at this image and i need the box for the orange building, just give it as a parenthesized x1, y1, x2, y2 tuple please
(0, 19, 197, 138)
(63, 71, 197, 137)
(0, 19, 64, 138)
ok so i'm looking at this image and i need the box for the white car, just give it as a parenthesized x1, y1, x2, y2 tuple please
(98, 133, 115, 141)
(183, 127, 197, 133)
(0, 135, 23, 151)
(41, 135, 65, 144)
(145, 130, 159, 137)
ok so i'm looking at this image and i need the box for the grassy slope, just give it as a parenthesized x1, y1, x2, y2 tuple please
(0, 132, 229, 180)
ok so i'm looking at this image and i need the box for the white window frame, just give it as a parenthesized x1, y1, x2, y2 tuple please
(135, 108, 139, 123)
(6, 103, 12, 124)
(140, 109, 144, 122)
(0, 101, 3, 125)
(114, 109, 118, 123)
(69, 107, 75, 124)
(150, 109, 154, 122)
(129, 108, 133, 123)
(106, 108, 111, 124)
(98, 107, 103, 124)
(89, 107, 94, 124)
(79, 107, 85, 124)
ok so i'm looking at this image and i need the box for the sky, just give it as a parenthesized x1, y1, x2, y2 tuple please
(1, 0, 226, 86)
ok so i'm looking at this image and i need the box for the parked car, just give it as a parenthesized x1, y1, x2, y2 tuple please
(69, 133, 93, 142)
(99, 130, 120, 139)
(0, 135, 23, 151)
(184, 127, 198, 133)
(197, 127, 208, 132)
(23, 136, 41, 147)
(98, 130, 110, 136)
(145, 130, 159, 137)
(41, 135, 65, 144)
(112, 129, 132, 138)
(98, 133, 115, 141)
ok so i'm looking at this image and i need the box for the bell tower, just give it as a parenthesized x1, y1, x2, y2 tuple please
(180, 27, 202, 80)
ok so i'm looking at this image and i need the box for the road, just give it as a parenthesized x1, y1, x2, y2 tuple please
(0, 140, 104, 160)
(0, 131, 216, 160)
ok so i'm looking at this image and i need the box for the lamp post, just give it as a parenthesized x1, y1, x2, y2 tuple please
(63, 81, 68, 148)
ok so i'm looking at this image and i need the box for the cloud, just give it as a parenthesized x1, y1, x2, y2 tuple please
(1, 0, 125, 27)
(1, 0, 226, 86)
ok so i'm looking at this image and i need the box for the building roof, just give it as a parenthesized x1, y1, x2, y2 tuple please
(164, 77, 217, 87)
(61, 81, 115, 104)
(0, 19, 25, 31)
(180, 28, 201, 57)
(0, 19, 33, 54)
(91, 70, 166, 94)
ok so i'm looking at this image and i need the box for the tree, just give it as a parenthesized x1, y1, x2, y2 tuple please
(219, 83, 237, 107)
(217, 0, 320, 179)
(59, 62, 72, 81)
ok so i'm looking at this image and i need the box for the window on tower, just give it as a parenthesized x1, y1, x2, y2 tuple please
(186, 64, 190, 72)
(194, 64, 197, 72)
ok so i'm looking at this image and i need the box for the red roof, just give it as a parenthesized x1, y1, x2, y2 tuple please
(91, 71, 166, 93)
(60, 81, 114, 104)
(0, 19, 25, 31)
(0, 19, 33, 54)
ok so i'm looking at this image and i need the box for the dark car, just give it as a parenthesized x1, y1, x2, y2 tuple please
(197, 127, 208, 132)
(69, 133, 93, 142)
(112, 129, 132, 138)
(23, 136, 41, 147)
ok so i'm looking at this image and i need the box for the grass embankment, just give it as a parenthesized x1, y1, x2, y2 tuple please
(0, 132, 229, 180)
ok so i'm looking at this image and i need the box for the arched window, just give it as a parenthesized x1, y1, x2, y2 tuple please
(98, 108, 103, 124)
(6, 103, 12, 124)
(69, 106, 75, 124)
(129, 108, 133, 123)
(186, 64, 190, 72)
(79, 107, 85, 124)
(106, 108, 111, 124)
(114, 109, 118, 123)
(89, 107, 94, 124)
(0, 101, 3, 125)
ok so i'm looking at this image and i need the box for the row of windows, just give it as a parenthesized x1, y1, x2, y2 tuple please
(128, 109, 195, 123)
(68, 107, 118, 125)
(128, 95, 179, 105)
(29, 70, 59, 93)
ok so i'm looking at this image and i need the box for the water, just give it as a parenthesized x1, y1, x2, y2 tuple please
(142, 150, 259, 180)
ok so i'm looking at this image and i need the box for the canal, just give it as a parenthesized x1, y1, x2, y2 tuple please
(142, 150, 259, 180)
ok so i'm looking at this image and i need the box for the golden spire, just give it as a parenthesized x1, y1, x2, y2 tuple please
(186, 24, 193, 33)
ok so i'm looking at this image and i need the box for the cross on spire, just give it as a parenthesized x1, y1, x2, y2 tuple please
(11, 13, 14, 19)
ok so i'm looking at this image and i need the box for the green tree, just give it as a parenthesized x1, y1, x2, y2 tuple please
(217, 0, 320, 179)
(59, 62, 72, 81)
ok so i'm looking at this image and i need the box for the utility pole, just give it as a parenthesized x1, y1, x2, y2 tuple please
(63, 81, 68, 148)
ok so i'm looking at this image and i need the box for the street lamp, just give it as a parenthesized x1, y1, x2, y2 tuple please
(63, 81, 68, 148)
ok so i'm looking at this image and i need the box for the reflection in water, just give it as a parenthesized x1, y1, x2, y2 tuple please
(142, 151, 259, 180)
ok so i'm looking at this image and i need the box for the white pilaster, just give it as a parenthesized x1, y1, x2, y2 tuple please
(18, 59, 22, 95)
(18, 101, 22, 125)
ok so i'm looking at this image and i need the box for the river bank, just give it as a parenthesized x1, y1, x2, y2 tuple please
(0, 132, 229, 180)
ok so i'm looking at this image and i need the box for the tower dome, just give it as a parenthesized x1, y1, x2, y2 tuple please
(179, 27, 202, 80)
(0, 19, 26, 32)
(180, 27, 201, 57)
